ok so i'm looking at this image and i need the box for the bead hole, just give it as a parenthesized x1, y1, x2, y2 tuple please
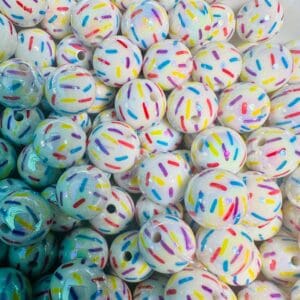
(14, 111, 24, 122)
(106, 204, 116, 214)
(123, 251, 132, 261)
(77, 51, 85, 61)
(258, 138, 266, 147)
(291, 256, 300, 266)
(150, 93, 157, 102)
(152, 232, 161, 243)
(191, 115, 200, 123)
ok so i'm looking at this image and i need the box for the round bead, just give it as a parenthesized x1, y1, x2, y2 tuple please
(282, 200, 300, 238)
(45, 64, 95, 115)
(285, 167, 300, 207)
(50, 258, 109, 300)
(0, 138, 16, 180)
(0, 13, 17, 63)
(138, 152, 191, 206)
(0, 178, 29, 202)
(17, 144, 62, 188)
(246, 127, 298, 178)
(0, 0, 47, 27)
(56, 34, 92, 69)
(286, 40, 300, 84)
(240, 43, 293, 93)
(16, 28, 56, 68)
(59, 227, 108, 268)
(166, 81, 218, 133)
(121, 1, 169, 50)
(143, 39, 193, 91)
(71, 0, 120, 48)
(110, 230, 153, 282)
(0, 107, 44, 146)
(192, 42, 242, 92)
(218, 82, 270, 133)
(33, 117, 86, 169)
(115, 79, 166, 130)
(0, 268, 31, 299)
(8, 232, 58, 278)
(236, 0, 284, 43)
(33, 275, 51, 300)
(0, 190, 53, 246)
(89, 186, 134, 235)
(191, 126, 247, 173)
(0, 58, 43, 109)
(41, 0, 75, 40)
(185, 169, 248, 229)
(87, 121, 140, 173)
(106, 275, 132, 300)
(56, 164, 111, 220)
(138, 215, 196, 273)
(69, 112, 92, 133)
(169, 0, 212, 48)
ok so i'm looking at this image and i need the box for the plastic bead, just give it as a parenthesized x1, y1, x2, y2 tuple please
(0, 0, 48, 27)
(87, 121, 140, 173)
(138, 215, 196, 274)
(109, 230, 153, 282)
(185, 169, 248, 229)
(286, 40, 300, 84)
(192, 42, 242, 92)
(115, 78, 166, 130)
(0, 138, 16, 180)
(106, 275, 132, 300)
(285, 167, 300, 207)
(56, 164, 111, 220)
(236, 0, 284, 43)
(0, 178, 29, 201)
(56, 34, 92, 69)
(70, 112, 92, 133)
(0, 107, 44, 146)
(246, 127, 298, 178)
(0, 13, 17, 63)
(138, 152, 191, 206)
(282, 200, 300, 238)
(33, 117, 86, 169)
(89, 186, 134, 235)
(143, 39, 193, 91)
(8, 232, 58, 278)
(240, 43, 293, 93)
(33, 275, 51, 300)
(71, 0, 121, 48)
(0, 190, 53, 246)
(0, 58, 43, 109)
(166, 81, 218, 133)
(169, 0, 212, 47)
(17, 144, 62, 188)
(121, 1, 169, 50)
(191, 126, 247, 173)
(217, 82, 270, 133)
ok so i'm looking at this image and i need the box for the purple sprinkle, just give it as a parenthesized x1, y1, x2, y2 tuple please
(158, 163, 168, 177)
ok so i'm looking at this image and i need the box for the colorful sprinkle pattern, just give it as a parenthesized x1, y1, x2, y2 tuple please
(285, 167, 300, 207)
(285, 39, 300, 84)
(0, 138, 16, 180)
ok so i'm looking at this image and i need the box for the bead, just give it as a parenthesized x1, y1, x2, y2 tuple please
(166, 81, 218, 133)
(0, 0, 47, 27)
(0, 178, 29, 201)
(0, 138, 16, 180)
(16, 28, 56, 68)
(106, 275, 132, 300)
(56, 164, 111, 220)
(0, 13, 17, 63)
(192, 42, 242, 92)
(0, 190, 53, 246)
(50, 258, 109, 300)
(0, 107, 44, 146)
(87, 121, 140, 173)
(110, 230, 153, 282)
(185, 169, 248, 229)
(138, 152, 191, 206)
(33, 117, 86, 169)
(282, 200, 300, 238)
(0, 58, 43, 109)
(143, 39, 193, 91)
(59, 227, 108, 268)
(0, 268, 32, 299)
(70, 112, 91, 133)
(115, 79, 166, 130)
(169, 0, 212, 48)
(138, 215, 196, 273)
(33, 275, 51, 300)
(17, 144, 62, 188)
(240, 43, 293, 93)
(135, 194, 183, 226)
(246, 127, 298, 178)
(121, 1, 169, 50)
(286, 40, 300, 84)
(45, 64, 95, 115)
(89, 186, 134, 235)
(92, 108, 118, 129)
(8, 232, 58, 278)
(191, 126, 247, 173)
(41, 0, 76, 40)
(71, 0, 121, 48)
(285, 167, 300, 207)
(56, 34, 92, 69)
(218, 82, 270, 133)
(236, 0, 284, 43)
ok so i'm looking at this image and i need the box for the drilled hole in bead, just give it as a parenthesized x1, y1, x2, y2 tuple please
(0, 223, 10, 233)
(77, 51, 85, 61)
(150, 93, 157, 102)
(191, 115, 200, 123)
(197, 140, 204, 152)
(291, 256, 300, 266)
(14, 111, 24, 122)
(152, 232, 161, 243)
(123, 251, 132, 261)
(106, 204, 116, 214)
(258, 138, 266, 147)
(19, 63, 29, 72)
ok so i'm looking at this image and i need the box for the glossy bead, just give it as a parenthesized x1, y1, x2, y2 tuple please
(106, 275, 132, 300)
(0, 138, 16, 180)
(0, 178, 29, 201)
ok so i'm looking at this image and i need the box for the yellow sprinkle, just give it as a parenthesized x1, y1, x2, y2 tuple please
(60, 98, 76, 103)
(186, 99, 191, 119)
(172, 71, 186, 79)
(96, 183, 110, 189)
(72, 273, 83, 284)
(93, 3, 107, 9)
(250, 14, 259, 23)
(186, 9, 195, 19)
(177, 175, 183, 188)
(25, 245, 35, 257)
(116, 66, 121, 79)
(51, 288, 62, 295)
(279, 271, 296, 277)
(138, 264, 148, 275)
(57, 143, 67, 152)
(262, 77, 276, 85)
(61, 124, 73, 129)
(207, 142, 219, 157)
(248, 267, 255, 279)
(137, 82, 144, 98)
(66, 49, 77, 56)
(15, 216, 34, 231)
(149, 58, 156, 71)
(110, 276, 117, 289)
(87, 205, 102, 212)
(193, 290, 205, 300)
(152, 176, 165, 186)
(224, 115, 235, 123)
(12, 291, 20, 300)
(205, 75, 214, 90)
(151, 130, 163, 136)
(212, 133, 222, 145)
(249, 85, 258, 92)
(91, 149, 100, 160)
(120, 200, 130, 214)
(60, 74, 77, 81)
(220, 238, 228, 255)
(101, 132, 118, 144)
(265, 198, 275, 205)
(218, 198, 225, 218)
